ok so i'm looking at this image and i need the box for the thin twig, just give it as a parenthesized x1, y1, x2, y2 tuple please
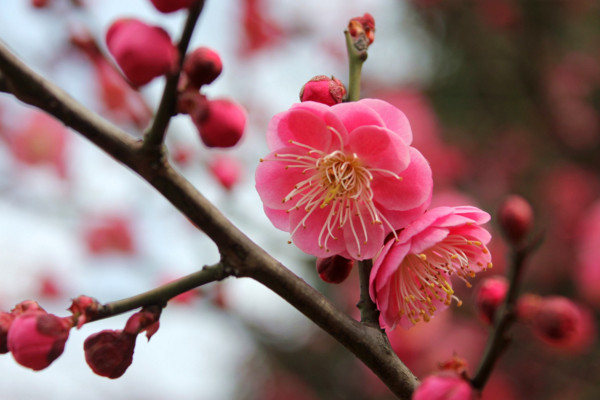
(142, 1, 205, 149)
(357, 259, 381, 326)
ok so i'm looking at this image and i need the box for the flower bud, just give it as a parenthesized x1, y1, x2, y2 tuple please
(497, 195, 534, 246)
(193, 99, 246, 148)
(475, 276, 508, 325)
(11, 300, 45, 316)
(149, 0, 199, 13)
(69, 295, 101, 329)
(299, 75, 347, 106)
(7, 312, 72, 370)
(413, 373, 476, 400)
(316, 255, 354, 284)
(84, 330, 136, 379)
(348, 13, 375, 47)
(124, 306, 161, 340)
(209, 155, 243, 190)
(0, 312, 15, 354)
(106, 19, 178, 86)
(182, 47, 223, 89)
(530, 296, 593, 350)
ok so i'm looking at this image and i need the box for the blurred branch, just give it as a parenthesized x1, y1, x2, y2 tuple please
(142, 0, 205, 150)
(471, 233, 544, 390)
(91, 263, 227, 321)
(0, 42, 418, 399)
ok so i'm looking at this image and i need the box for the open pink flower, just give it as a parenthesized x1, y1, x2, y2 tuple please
(255, 99, 433, 260)
(370, 206, 493, 329)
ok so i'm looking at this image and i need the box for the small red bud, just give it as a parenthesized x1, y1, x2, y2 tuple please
(123, 306, 161, 340)
(475, 276, 508, 325)
(209, 155, 243, 190)
(7, 312, 72, 371)
(149, 0, 199, 13)
(497, 195, 534, 246)
(193, 99, 246, 148)
(316, 255, 354, 284)
(300, 75, 347, 106)
(413, 372, 476, 400)
(348, 13, 376, 47)
(106, 19, 178, 86)
(530, 296, 585, 347)
(69, 295, 101, 329)
(84, 330, 136, 379)
(11, 300, 45, 316)
(177, 89, 208, 120)
(182, 47, 223, 88)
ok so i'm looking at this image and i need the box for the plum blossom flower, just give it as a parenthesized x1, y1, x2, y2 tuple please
(255, 99, 433, 260)
(370, 206, 493, 329)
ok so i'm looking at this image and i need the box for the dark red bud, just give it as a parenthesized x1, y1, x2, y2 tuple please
(84, 330, 136, 378)
(475, 276, 508, 325)
(182, 47, 223, 88)
(316, 255, 354, 284)
(497, 195, 534, 246)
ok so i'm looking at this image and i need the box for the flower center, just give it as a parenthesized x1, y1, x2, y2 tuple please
(262, 132, 402, 257)
(394, 234, 493, 325)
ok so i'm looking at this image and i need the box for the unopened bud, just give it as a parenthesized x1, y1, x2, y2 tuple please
(475, 276, 508, 325)
(0, 312, 15, 354)
(531, 296, 582, 346)
(497, 195, 534, 246)
(316, 255, 354, 284)
(193, 99, 246, 148)
(84, 330, 136, 379)
(106, 19, 178, 86)
(12, 300, 45, 316)
(182, 47, 223, 88)
(348, 13, 375, 47)
(124, 306, 161, 340)
(7, 312, 72, 371)
(69, 295, 101, 329)
(413, 372, 476, 400)
(300, 75, 347, 106)
(209, 155, 243, 190)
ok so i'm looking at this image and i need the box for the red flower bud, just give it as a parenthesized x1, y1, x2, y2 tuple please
(208, 155, 243, 190)
(497, 195, 534, 246)
(7, 312, 72, 370)
(300, 75, 347, 106)
(0, 312, 15, 354)
(84, 330, 136, 379)
(413, 373, 476, 400)
(124, 306, 161, 340)
(182, 47, 223, 89)
(193, 99, 246, 148)
(69, 295, 101, 329)
(11, 300, 45, 316)
(348, 13, 376, 47)
(149, 0, 199, 13)
(316, 255, 354, 284)
(106, 19, 178, 86)
(475, 276, 508, 325)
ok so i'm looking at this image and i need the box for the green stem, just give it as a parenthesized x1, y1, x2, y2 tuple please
(143, 1, 205, 149)
(344, 30, 368, 102)
(91, 262, 227, 322)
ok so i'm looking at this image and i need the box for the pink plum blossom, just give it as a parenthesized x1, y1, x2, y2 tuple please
(255, 99, 433, 260)
(370, 206, 492, 329)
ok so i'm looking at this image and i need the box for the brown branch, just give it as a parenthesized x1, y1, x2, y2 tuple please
(471, 234, 543, 390)
(0, 42, 419, 399)
(142, 1, 205, 149)
(357, 259, 381, 326)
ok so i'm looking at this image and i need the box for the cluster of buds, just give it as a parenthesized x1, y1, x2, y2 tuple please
(177, 47, 246, 148)
(84, 306, 161, 379)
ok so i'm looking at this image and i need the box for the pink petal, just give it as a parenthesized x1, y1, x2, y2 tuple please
(288, 206, 346, 257)
(348, 126, 410, 174)
(379, 201, 429, 232)
(373, 241, 411, 293)
(263, 206, 291, 231)
(360, 98, 413, 144)
(330, 101, 385, 134)
(342, 208, 386, 260)
(255, 147, 317, 210)
(409, 227, 450, 255)
(452, 206, 491, 224)
(371, 147, 433, 211)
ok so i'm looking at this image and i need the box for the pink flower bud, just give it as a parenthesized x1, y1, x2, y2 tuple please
(299, 75, 347, 106)
(348, 13, 375, 46)
(149, 0, 199, 13)
(123, 306, 161, 340)
(69, 295, 101, 329)
(182, 47, 223, 89)
(208, 155, 243, 190)
(529, 296, 595, 351)
(413, 373, 476, 400)
(194, 99, 246, 148)
(106, 19, 178, 86)
(7, 312, 72, 370)
(497, 195, 534, 246)
(11, 300, 45, 316)
(316, 255, 354, 284)
(84, 215, 135, 255)
(177, 89, 208, 120)
(84, 330, 136, 379)
(475, 276, 508, 325)
(0, 312, 15, 354)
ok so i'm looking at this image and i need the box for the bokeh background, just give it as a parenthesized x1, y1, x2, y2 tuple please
(0, 0, 599, 399)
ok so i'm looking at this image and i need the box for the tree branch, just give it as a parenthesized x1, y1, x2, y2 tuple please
(142, 1, 205, 149)
(0, 42, 418, 399)
(357, 259, 380, 326)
